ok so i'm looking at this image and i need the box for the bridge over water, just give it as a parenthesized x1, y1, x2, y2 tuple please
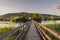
(0, 21, 60, 40)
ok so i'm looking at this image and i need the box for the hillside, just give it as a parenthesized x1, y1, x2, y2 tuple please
(2, 12, 52, 18)
(0, 12, 60, 21)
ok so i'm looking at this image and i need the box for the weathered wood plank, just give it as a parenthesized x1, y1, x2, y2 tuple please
(23, 21, 42, 40)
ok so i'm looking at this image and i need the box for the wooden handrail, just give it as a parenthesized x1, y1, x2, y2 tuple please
(34, 22, 51, 40)
(34, 21, 60, 40)
(35, 23, 46, 40)
(0, 21, 31, 40)
(14, 22, 31, 40)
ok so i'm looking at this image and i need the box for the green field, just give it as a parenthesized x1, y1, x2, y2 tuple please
(0, 27, 16, 40)
(44, 24, 60, 40)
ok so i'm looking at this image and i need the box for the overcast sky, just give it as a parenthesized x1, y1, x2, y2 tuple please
(0, 0, 60, 15)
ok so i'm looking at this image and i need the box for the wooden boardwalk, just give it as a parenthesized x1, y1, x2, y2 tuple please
(23, 21, 42, 40)
(1, 21, 59, 40)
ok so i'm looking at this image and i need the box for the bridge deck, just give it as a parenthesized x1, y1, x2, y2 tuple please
(23, 22, 42, 40)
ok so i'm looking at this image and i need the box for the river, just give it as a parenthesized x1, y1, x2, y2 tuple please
(0, 21, 21, 28)
(41, 20, 60, 24)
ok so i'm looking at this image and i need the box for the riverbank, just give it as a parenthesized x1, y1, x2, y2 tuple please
(45, 24, 60, 33)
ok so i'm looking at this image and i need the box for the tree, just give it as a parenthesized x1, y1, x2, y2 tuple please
(10, 16, 21, 22)
(21, 15, 31, 22)
(50, 15, 56, 20)
(32, 14, 42, 22)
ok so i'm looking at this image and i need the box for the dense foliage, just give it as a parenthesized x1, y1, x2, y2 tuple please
(0, 12, 60, 22)
(10, 14, 42, 22)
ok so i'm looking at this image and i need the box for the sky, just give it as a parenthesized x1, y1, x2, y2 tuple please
(0, 0, 60, 15)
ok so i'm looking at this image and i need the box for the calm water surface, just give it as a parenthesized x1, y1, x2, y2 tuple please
(0, 21, 21, 28)
(41, 20, 60, 24)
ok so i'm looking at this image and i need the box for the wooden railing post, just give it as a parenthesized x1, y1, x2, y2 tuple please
(46, 30, 47, 34)
(16, 30, 20, 40)
(23, 25, 24, 32)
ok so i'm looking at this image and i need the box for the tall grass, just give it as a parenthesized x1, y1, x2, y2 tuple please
(0, 26, 16, 40)
(45, 24, 60, 33)
(44, 24, 60, 40)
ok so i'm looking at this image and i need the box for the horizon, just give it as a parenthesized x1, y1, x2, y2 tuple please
(0, 0, 60, 15)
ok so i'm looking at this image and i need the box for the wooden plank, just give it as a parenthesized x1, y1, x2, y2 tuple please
(23, 22, 42, 40)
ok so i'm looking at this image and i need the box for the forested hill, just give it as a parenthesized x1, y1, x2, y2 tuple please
(2, 12, 52, 18)
(0, 12, 60, 21)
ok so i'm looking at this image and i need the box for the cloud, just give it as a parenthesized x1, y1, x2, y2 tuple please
(53, 5, 60, 10)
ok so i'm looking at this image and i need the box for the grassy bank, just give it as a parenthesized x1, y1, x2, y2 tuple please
(44, 24, 60, 40)
(0, 27, 16, 40)
(44, 23, 60, 33)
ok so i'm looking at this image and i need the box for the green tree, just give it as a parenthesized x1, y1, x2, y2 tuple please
(50, 15, 56, 20)
(32, 14, 42, 22)
(21, 15, 31, 22)
(10, 16, 21, 22)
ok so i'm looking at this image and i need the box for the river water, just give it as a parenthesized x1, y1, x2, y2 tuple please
(0, 20, 60, 28)
(0, 21, 20, 28)
(41, 20, 60, 24)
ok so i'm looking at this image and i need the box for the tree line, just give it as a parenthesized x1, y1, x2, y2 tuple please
(10, 14, 60, 23)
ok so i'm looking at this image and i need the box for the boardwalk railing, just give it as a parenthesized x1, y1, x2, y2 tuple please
(0, 20, 60, 40)
(0, 21, 31, 40)
(34, 21, 60, 40)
